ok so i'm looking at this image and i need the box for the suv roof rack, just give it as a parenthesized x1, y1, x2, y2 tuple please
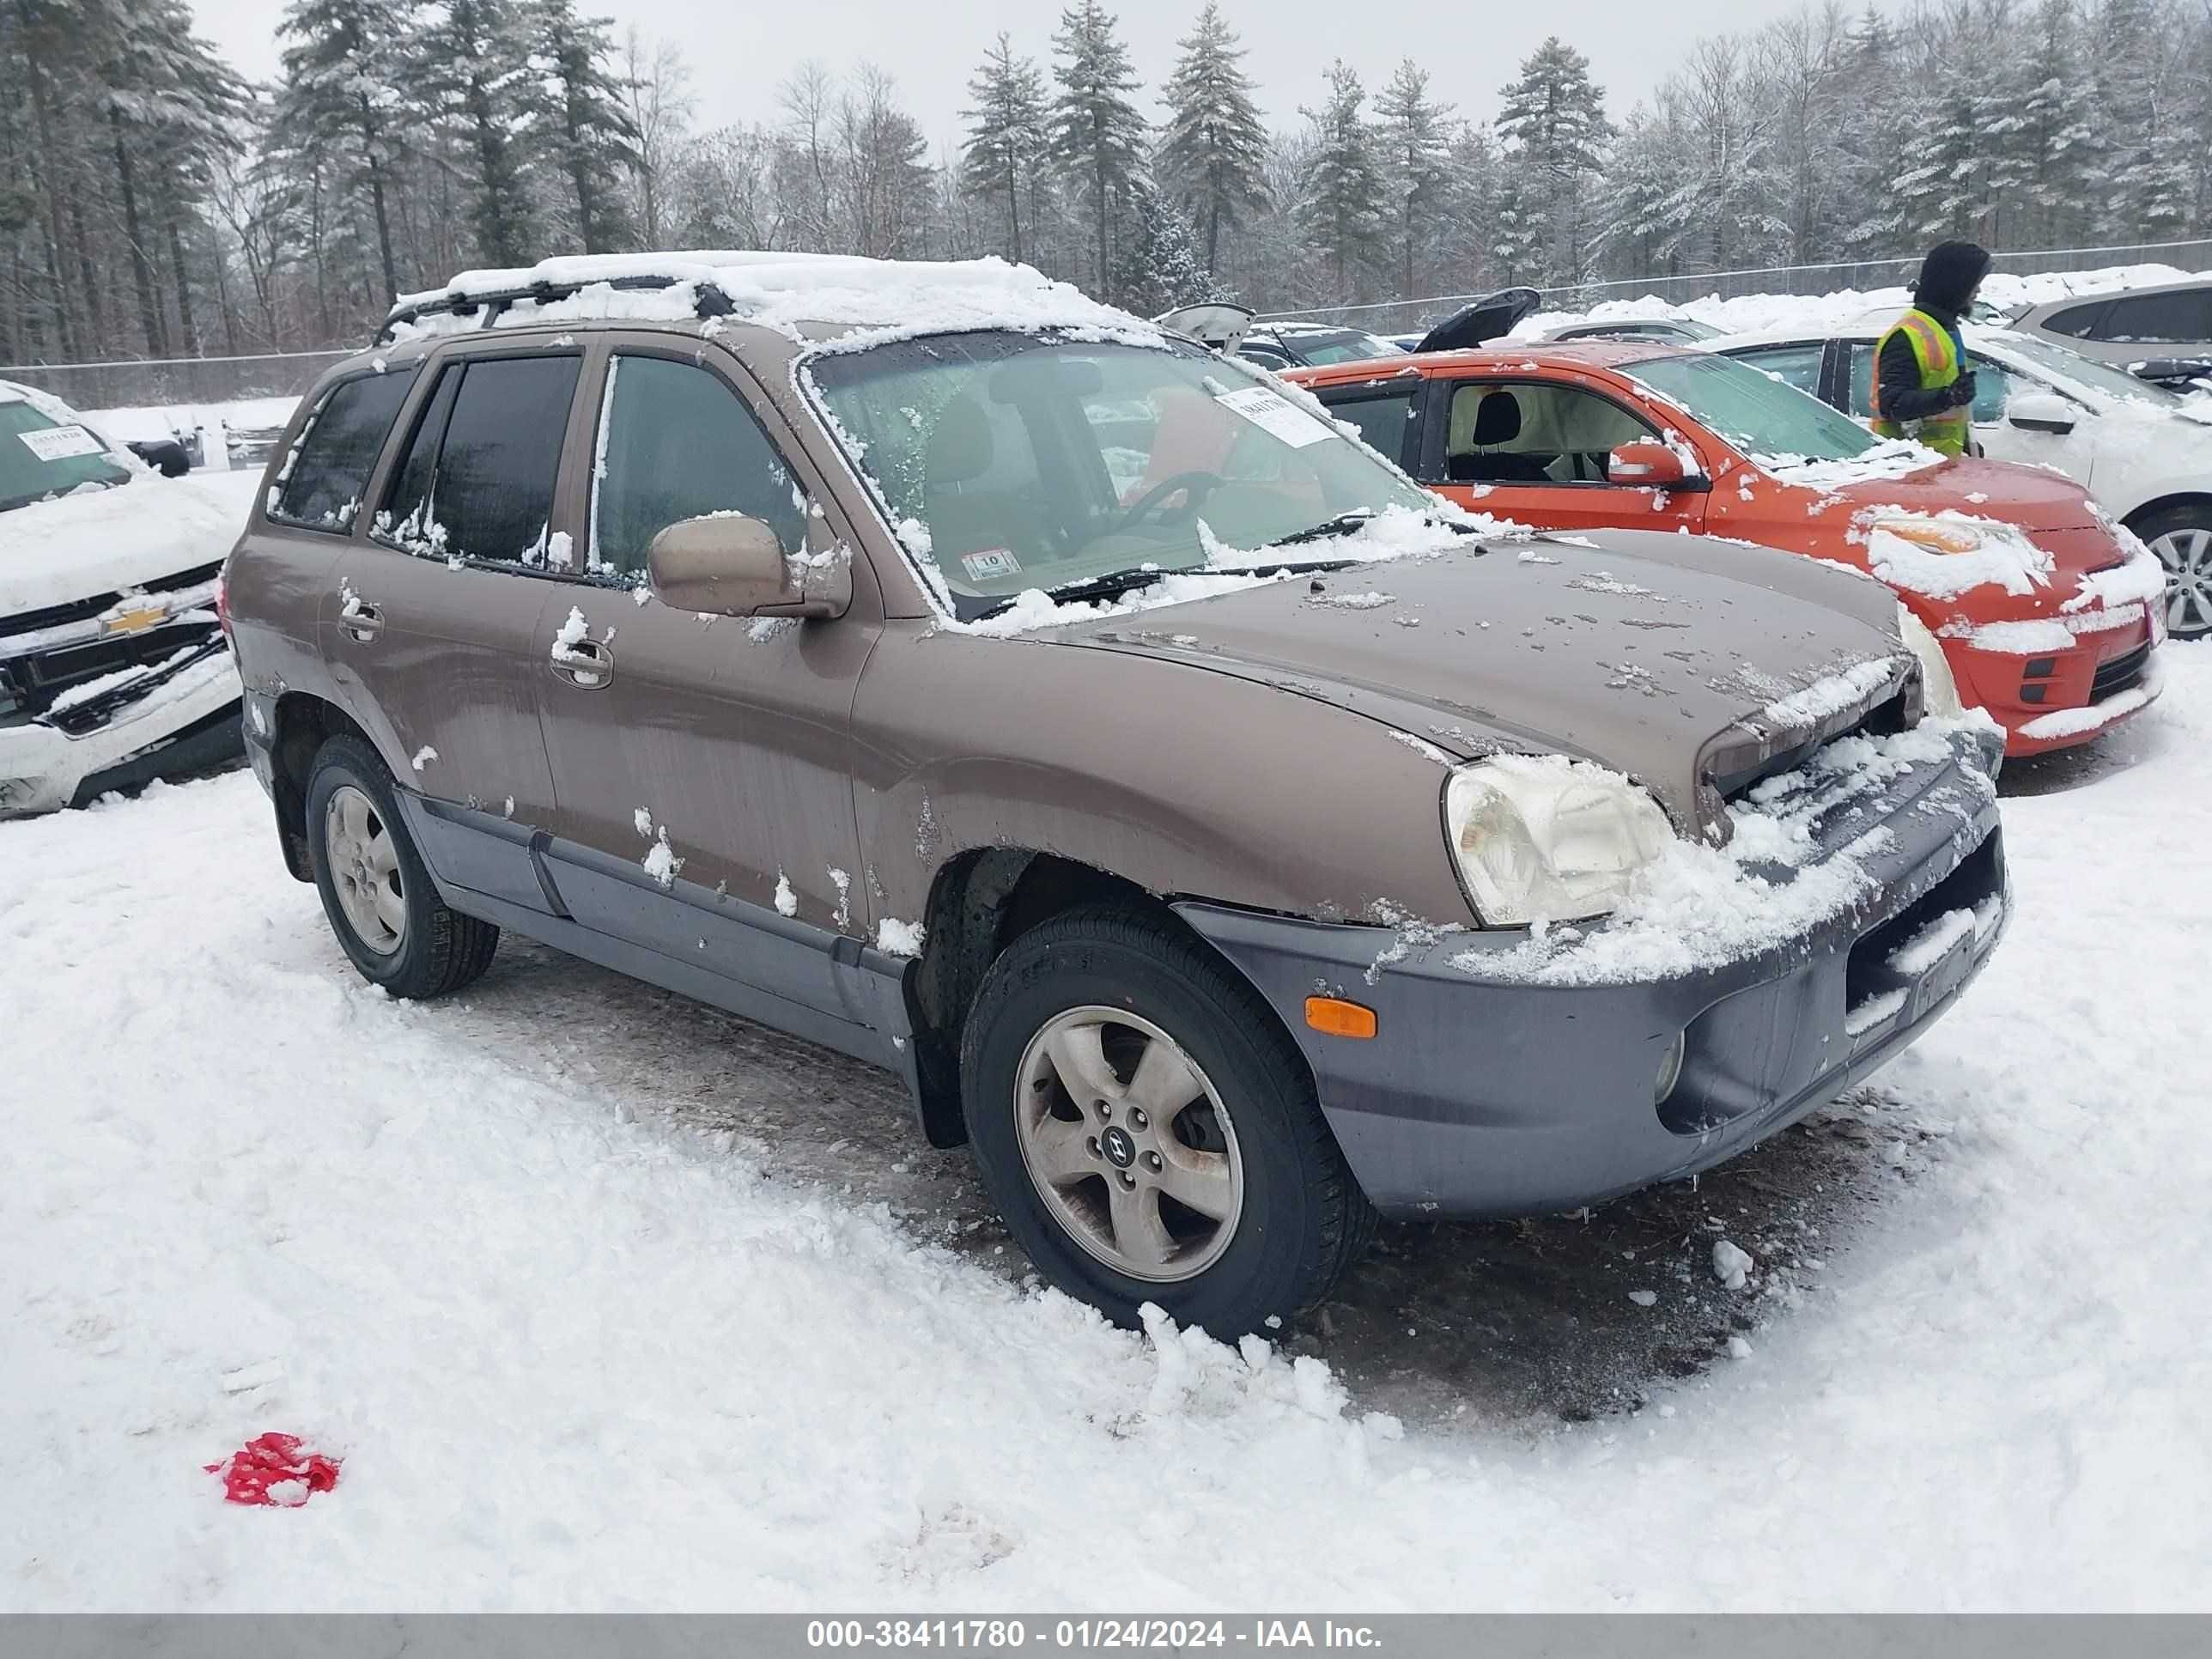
(375, 272, 734, 345)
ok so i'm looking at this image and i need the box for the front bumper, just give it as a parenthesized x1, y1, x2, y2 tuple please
(1177, 726, 2008, 1219)
(1948, 614, 2161, 757)
(0, 646, 243, 817)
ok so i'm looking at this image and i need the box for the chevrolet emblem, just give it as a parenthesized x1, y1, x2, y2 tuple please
(103, 605, 167, 636)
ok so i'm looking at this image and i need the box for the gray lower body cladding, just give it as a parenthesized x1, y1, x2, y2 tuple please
(1177, 732, 2008, 1220)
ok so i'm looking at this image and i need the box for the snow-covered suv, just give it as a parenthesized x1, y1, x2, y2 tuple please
(222, 252, 2009, 1338)
(0, 380, 253, 817)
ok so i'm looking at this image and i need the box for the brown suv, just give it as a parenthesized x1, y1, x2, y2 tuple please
(223, 254, 2009, 1337)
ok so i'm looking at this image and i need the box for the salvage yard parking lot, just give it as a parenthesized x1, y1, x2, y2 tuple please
(2, 647, 2205, 1609)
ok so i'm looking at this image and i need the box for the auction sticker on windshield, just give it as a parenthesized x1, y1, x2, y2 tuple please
(18, 424, 106, 462)
(1216, 386, 1333, 449)
(961, 549, 1023, 581)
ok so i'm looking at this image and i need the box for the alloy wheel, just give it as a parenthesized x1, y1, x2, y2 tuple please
(1012, 1006, 1245, 1283)
(2149, 526, 2212, 639)
(324, 784, 406, 956)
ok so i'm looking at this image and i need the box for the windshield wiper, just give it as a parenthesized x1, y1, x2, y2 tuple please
(969, 554, 1374, 623)
(1262, 508, 1378, 548)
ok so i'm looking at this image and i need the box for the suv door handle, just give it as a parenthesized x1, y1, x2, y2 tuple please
(341, 601, 384, 642)
(550, 637, 613, 689)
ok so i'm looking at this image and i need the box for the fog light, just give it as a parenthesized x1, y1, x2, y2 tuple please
(1654, 1032, 1686, 1105)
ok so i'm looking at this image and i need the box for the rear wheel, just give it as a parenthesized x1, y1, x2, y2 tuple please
(305, 734, 498, 999)
(960, 904, 1374, 1338)
(2133, 504, 2212, 640)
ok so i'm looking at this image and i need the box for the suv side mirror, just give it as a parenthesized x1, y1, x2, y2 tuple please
(2007, 391, 2077, 435)
(1607, 440, 1707, 491)
(647, 515, 852, 619)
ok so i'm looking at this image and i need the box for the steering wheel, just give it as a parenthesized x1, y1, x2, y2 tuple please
(1115, 470, 1226, 534)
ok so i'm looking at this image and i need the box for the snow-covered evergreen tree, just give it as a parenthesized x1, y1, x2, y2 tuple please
(1496, 36, 1611, 283)
(532, 0, 637, 254)
(271, 0, 426, 303)
(421, 0, 538, 267)
(1372, 60, 1452, 300)
(1048, 0, 1148, 301)
(1112, 177, 1225, 314)
(1297, 60, 1383, 298)
(1155, 1, 1269, 275)
(962, 33, 1051, 265)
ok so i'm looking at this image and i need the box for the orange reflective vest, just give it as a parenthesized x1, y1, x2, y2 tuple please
(1871, 308, 1970, 455)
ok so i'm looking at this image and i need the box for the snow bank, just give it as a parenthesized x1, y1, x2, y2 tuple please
(3, 653, 2212, 1607)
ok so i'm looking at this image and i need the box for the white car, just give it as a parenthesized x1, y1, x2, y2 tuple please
(1, 380, 257, 816)
(1708, 316, 2212, 638)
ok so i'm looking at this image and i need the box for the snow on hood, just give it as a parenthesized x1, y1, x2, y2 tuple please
(392, 252, 1162, 355)
(1750, 439, 1945, 490)
(0, 471, 258, 616)
(1852, 508, 2055, 600)
(1454, 712, 1999, 985)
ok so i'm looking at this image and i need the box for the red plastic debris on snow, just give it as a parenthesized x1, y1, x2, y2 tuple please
(204, 1433, 343, 1507)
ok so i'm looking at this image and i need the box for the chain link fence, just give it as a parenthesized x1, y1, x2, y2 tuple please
(1259, 238, 2212, 337)
(0, 349, 350, 415)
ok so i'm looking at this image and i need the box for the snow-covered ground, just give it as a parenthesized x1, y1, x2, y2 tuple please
(3, 677, 2209, 1606)
(1520, 260, 2212, 339)
(82, 396, 301, 463)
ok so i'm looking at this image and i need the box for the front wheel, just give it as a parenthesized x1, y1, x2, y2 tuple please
(959, 905, 1374, 1338)
(2133, 504, 2212, 640)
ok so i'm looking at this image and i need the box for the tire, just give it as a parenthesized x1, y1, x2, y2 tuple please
(2131, 502, 2212, 641)
(304, 733, 499, 999)
(960, 903, 1375, 1338)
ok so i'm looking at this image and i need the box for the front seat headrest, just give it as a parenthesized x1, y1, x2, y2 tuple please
(1470, 389, 1522, 447)
(927, 395, 994, 486)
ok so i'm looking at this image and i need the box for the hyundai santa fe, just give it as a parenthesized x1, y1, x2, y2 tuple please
(222, 252, 2008, 1338)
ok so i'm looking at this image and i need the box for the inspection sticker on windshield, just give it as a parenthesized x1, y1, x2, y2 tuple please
(1215, 386, 1333, 449)
(18, 424, 106, 462)
(960, 548, 1023, 581)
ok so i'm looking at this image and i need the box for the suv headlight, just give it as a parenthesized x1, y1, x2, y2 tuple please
(1445, 755, 1674, 927)
(1894, 600, 1962, 717)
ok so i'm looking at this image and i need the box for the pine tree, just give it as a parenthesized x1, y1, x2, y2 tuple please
(1831, 6, 1909, 258)
(1496, 37, 1612, 283)
(533, 0, 638, 254)
(1371, 60, 1452, 300)
(2013, 0, 2098, 247)
(962, 33, 1050, 264)
(1048, 0, 1148, 300)
(1297, 60, 1383, 298)
(272, 0, 425, 304)
(1112, 175, 1223, 313)
(421, 0, 538, 266)
(1595, 106, 1686, 280)
(1155, 1, 1269, 274)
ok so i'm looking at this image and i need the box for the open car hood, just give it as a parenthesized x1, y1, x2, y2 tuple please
(1415, 288, 1543, 354)
(1155, 302, 1255, 354)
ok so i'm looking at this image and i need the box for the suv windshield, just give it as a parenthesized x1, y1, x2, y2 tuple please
(1621, 351, 1881, 463)
(1271, 327, 1400, 365)
(806, 334, 1436, 616)
(1, 395, 131, 514)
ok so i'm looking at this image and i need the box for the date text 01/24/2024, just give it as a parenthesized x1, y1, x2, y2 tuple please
(805, 1620, 1383, 1650)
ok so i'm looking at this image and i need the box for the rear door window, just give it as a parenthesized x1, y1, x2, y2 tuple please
(374, 353, 580, 565)
(270, 368, 416, 532)
(2039, 301, 2109, 340)
(2094, 290, 2212, 345)
(1315, 388, 1419, 469)
(588, 355, 808, 580)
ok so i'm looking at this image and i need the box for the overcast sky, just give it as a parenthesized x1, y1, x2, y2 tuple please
(185, 0, 1818, 156)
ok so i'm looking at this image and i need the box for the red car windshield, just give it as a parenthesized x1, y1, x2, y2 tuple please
(1621, 352, 1882, 465)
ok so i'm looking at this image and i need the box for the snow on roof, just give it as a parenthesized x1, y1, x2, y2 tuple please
(388, 251, 1163, 353)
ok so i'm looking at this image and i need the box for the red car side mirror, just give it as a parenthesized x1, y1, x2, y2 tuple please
(1607, 440, 1704, 489)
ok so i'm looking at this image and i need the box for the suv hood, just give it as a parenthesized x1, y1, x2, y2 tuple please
(1057, 526, 1911, 837)
(0, 471, 259, 618)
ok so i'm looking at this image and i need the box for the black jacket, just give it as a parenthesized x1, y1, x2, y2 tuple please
(1876, 324, 1965, 424)
(1877, 240, 1991, 426)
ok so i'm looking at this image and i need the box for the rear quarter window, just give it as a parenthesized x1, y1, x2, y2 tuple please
(269, 368, 417, 532)
(374, 353, 581, 565)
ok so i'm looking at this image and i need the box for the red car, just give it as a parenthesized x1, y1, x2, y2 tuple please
(1285, 326, 2165, 757)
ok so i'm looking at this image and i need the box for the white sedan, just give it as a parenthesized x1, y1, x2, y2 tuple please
(2, 380, 258, 816)
(1708, 317, 2212, 638)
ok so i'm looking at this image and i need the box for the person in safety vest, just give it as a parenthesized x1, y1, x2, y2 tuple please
(1873, 240, 1991, 457)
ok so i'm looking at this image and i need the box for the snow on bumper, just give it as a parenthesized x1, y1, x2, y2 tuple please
(1176, 722, 2007, 1218)
(0, 647, 242, 817)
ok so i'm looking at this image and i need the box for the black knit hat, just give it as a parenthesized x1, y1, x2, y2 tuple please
(1914, 240, 1993, 315)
